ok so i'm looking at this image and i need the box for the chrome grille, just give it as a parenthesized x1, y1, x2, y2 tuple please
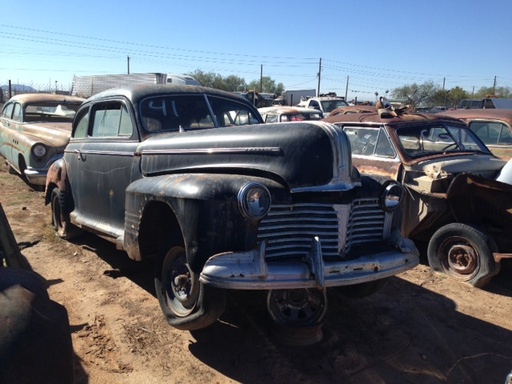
(257, 199, 386, 260)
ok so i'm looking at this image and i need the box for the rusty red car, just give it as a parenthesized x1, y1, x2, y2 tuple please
(324, 111, 511, 287)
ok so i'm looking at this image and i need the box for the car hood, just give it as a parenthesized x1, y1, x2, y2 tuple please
(21, 122, 72, 147)
(137, 121, 355, 191)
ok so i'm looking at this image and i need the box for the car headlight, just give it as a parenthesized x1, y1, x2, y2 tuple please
(238, 182, 271, 220)
(380, 182, 403, 211)
(32, 144, 47, 158)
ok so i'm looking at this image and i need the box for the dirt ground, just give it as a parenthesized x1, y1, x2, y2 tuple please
(1, 161, 512, 384)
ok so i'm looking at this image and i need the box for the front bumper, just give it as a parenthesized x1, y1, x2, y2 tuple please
(200, 237, 419, 290)
(24, 168, 47, 185)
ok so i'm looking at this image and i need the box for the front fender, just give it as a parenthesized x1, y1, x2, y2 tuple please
(125, 173, 287, 271)
(44, 158, 68, 205)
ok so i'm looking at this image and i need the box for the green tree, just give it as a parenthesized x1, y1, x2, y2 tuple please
(474, 86, 512, 98)
(391, 81, 440, 108)
(247, 76, 284, 94)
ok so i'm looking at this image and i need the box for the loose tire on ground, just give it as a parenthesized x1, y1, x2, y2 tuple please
(155, 244, 226, 331)
(427, 223, 500, 288)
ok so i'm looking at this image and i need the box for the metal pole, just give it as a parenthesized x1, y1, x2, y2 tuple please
(317, 58, 322, 96)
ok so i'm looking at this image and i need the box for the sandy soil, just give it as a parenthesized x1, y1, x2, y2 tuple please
(1, 161, 512, 384)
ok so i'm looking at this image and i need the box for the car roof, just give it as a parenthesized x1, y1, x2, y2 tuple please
(438, 109, 512, 123)
(86, 84, 249, 104)
(258, 106, 323, 114)
(323, 111, 466, 127)
(7, 93, 85, 104)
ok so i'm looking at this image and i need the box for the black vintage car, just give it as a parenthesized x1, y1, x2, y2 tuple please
(45, 84, 418, 331)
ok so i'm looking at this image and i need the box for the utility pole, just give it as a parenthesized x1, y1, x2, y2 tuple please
(317, 58, 322, 96)
(127, 56, 131, 74)
(442, 77, 446, 91)
(260, 64, 263, 93)
(493, 76, 497, 95)
(345, 76, 349, 101)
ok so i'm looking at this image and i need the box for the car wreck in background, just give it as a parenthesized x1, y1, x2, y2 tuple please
(0, 93, 84, 188)
(324, 111, 511, 287)
(45, 84, 418, 336)
(438, 109, 512, 161)
(258, 105, 324, 122)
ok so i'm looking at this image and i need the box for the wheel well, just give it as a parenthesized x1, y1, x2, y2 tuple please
(138, 201, 182, 260)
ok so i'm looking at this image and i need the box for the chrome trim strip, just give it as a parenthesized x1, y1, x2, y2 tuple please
(140, 147, 281, 155)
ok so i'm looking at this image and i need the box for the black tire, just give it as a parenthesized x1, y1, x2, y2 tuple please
(427, 223, 500, 288)
(50, 188, 81, 240)
(154, 243, 226, 331)
(335, 278, 388, 298)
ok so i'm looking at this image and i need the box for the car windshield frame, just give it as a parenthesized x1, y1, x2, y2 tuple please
(395, 123, 491, 159)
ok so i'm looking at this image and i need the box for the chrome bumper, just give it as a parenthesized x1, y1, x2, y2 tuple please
(200, 237, 419, 290)
(24, 168, 47, 186)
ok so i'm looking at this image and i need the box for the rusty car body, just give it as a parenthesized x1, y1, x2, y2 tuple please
(258, 106, 324, 122)
(438, 109, 512, 161)
(323, 111, 510, 287)
(44, 84, 418, 331)
(0, 93, 84, 187)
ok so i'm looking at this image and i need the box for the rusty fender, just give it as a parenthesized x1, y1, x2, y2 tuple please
(44, 158, 68, 205)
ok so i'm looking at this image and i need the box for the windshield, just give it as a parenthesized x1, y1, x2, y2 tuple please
(25, 102, 81, 122)
(396, 124, 491, 158)
(321, 99, 349, 113)
(140, 94, 261, 132)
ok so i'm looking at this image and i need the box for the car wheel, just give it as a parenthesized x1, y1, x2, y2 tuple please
(51, 188, 80, 240)
(155, 244, 226, 331)
(335, 278, 388, 298)
(266, 288, 327, 327)
(427, 223, 500, 288)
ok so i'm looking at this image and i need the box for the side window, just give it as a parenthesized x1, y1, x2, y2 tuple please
(265, 115, 278, 123)
(12, 104, 22, 122)
(2, 103, 14, 119)
(91, 102, 133, 138)
(73, 108, 90, 139)
(469, 122, 498, 145)
(309, 100, 320, 110)
(344, 127, 378, 156)
(375, 129, 396, 157)
(498, 124, 512, 144)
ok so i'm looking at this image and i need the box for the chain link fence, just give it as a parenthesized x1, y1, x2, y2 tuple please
(1, 81, 73, 103)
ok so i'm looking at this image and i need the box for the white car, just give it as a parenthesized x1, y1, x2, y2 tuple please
(297, 93, 349, 116)
(258, 106, 324, 123)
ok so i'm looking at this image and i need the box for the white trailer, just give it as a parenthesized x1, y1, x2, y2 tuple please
(273, 89, 316, 106)
(71, 73, 201, 98)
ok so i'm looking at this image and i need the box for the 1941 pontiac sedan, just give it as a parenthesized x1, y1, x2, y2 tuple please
(45, 84, 418, 332)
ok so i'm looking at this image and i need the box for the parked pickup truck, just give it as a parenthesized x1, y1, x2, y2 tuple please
(45, 84, 418, 331)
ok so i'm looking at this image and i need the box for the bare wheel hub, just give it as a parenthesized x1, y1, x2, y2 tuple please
(447, 244, 477, 275)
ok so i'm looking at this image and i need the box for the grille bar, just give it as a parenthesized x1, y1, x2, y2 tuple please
(257, 199, 386, 260)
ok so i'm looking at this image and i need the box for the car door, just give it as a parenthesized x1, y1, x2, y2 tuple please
(66, 99, 139, 239)
(342, 125, 401, 180)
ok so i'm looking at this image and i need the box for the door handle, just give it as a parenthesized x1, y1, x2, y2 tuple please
(74, 149, 83, 161)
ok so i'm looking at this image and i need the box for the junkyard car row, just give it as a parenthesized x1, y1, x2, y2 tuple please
(0, 85, 511, 334)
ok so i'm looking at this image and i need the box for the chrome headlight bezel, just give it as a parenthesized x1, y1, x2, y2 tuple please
(238, 182, 271, 220)
(32, 143, 47, 158)
(380, 182, 403, 212)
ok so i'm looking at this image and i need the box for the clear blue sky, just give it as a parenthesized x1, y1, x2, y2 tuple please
(1, 0, 511, 101)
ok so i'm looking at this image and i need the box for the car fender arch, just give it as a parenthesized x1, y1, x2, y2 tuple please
(44, 158, 69, 205)
(124, 173, 286, 269)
